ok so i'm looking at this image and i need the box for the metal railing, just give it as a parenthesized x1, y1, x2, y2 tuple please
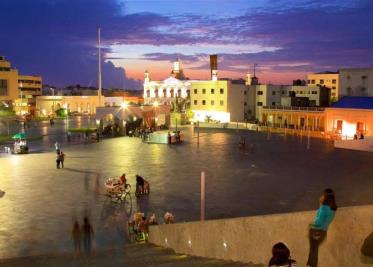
(262, 106, 325, 112)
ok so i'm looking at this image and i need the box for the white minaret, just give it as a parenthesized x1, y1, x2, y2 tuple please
(211, 70, 218, 81)
(144, 70, 150, 83)
(98, 27, 102, 106)
(246, 72, 251, 85)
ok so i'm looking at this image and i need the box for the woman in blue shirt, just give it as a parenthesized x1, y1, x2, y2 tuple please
(307, 188, 337, 267)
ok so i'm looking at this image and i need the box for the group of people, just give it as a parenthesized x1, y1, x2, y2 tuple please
(127, 212, 174, 242)
(71, 217, 94, 254)
(353, 132, 365, 140)
(55, 141, 65, 169)
(269, 188, 337, 267)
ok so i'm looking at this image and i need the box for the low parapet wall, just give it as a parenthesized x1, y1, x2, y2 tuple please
(149, 205, 373, 267)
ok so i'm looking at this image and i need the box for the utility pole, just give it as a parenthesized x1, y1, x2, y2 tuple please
(98, 27, 102, 107)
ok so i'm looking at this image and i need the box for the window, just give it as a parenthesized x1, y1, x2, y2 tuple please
(170, 89, 174, 97)
(211, 100, 215, 105)
(220, 100, 224, 106)
(187, 89, 190, 97)
(155, 89, 158, 97)
(211, 88, 215, 94)
(202, 89, 206, 94)
(194, 100, 197, 105)
(0, 79, 8, 96)
(194, 89, 197, 94)
(271, 102, 276, 106)
(177, 89, 182, 97)
(272, 91, 276, 95)
(0, 67, 11, 72)
(257, 102, 263, 106)
(332, 79, 336, 84)
(307, 80, 310, 84)
(244, 102, 247, 106)
(220, 88, 224, 94)
(311, 80, 315, 84)
(244, 91, 247, 95)
(332, 93, 336, 96)
(257, 91, 263, 95)
(202, 100, 206, 105)
(146, 90, 150, 98)
(332, 86, 336, 90)
(163, 89, 167, 97)
(312, 91, 317, 94)
(320, 79, 324, 84)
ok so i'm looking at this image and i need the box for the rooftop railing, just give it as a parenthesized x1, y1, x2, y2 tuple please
(262, 106, 325, 112)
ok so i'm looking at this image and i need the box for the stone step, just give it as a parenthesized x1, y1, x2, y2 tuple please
(0, 243, 250, 267)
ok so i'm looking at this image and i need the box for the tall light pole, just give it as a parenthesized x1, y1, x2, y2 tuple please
(98, 27, 102, 107)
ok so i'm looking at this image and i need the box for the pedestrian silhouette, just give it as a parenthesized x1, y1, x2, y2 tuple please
(82, 217, 94, 254)
(71, 220, 81, 253)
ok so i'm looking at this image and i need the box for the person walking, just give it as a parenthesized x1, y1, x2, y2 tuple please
(71, 220, 81, 253)
(306, 188, 337, 267)
(82, 217, 94, 254)
(60, 151, 65, 168)
(269, 242, 296, 267)
(56, 152, 61, 169)
(55, 141, 60, 153)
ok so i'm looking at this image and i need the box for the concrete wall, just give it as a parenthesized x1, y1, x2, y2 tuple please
(149, 205, 373, 267)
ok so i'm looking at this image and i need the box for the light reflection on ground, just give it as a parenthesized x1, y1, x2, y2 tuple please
(0, 121, 373, 258)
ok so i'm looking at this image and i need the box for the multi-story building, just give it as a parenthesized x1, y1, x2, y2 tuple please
(15, 75, 42, 115)
(0, 56, 19, 103)
(307, 72, 339, 101)
(0, 56, 42, 115)
(249, 85, 288, 121)
(190, 79, 247, 123)
(339, 67, 373, 97)
(248, 84, 330, 122)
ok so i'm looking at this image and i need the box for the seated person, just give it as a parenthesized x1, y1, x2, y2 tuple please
(120, 173, 127, 185)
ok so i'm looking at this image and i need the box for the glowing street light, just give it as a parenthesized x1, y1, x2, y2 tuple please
(121, 102, 128, 109)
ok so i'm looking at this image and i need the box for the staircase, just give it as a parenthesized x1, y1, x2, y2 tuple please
(0, 243, 253, 267)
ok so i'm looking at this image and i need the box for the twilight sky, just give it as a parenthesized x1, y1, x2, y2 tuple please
(0, 0, 372, 89)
